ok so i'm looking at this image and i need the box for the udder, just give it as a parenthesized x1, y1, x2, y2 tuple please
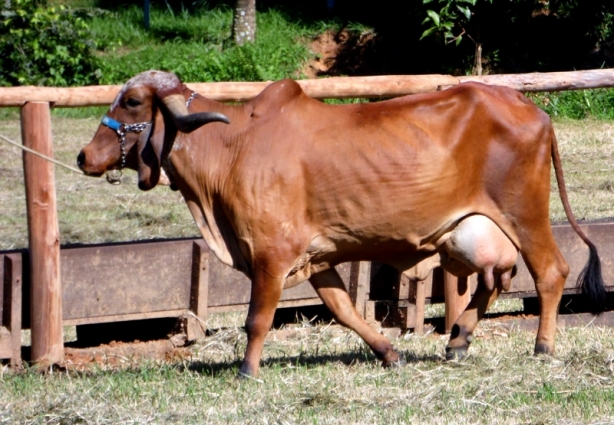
(438, 214, 518, 291)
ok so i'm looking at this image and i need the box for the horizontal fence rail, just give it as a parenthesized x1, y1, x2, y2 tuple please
(0, 69, 613, 106)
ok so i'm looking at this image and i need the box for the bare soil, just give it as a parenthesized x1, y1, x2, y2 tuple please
(304, 29, 380, 78)
(62, 340, 191, 371)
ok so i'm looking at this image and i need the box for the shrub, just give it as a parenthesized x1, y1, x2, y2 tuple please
(0, 0, 102, 86)
(530, 89, 614, 120)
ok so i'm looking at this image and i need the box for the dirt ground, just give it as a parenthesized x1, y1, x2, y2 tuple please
(304, 29, 379, 78)
(62, 340, 190, 371)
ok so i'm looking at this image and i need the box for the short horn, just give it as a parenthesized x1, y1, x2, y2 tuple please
(162, 95, 230, 133)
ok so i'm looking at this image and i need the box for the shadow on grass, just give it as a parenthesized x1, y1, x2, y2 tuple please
(185, 350, 444, 377)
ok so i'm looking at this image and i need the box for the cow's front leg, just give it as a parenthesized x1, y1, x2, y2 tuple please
(446, 274, 502, 360)
(239, 267, 284, 379)
(309, 268, 401, 367)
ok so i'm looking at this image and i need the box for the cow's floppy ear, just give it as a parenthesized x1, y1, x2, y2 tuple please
(136, 110, 164, 191)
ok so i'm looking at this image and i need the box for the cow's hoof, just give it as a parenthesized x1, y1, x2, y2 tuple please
(383, 355, 406, 369)
(445, 345, 468, 361)
(534, 343, 553, 356)
(236, 363, 258, 380)
(235, 371, 249, 380)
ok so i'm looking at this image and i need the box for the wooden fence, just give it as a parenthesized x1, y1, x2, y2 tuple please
(1, 69, 614, 368)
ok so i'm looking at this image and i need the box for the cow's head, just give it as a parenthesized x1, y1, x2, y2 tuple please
(77, 70, 229, 190)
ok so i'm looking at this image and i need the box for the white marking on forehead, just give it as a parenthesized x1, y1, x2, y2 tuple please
(111, 70, 181, 110)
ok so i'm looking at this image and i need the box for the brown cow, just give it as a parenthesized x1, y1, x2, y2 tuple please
(77, 70, 606, 377)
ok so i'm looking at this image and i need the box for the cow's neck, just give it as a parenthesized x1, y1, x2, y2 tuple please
(166, 91, 252, 273)
(181, 96, 245, 184)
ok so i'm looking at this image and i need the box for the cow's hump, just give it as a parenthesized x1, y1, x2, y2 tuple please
(249, 79, 305, 116)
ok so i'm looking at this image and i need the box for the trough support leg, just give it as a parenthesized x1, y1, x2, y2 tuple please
(3, 254, 23, 368)
(187, 240, 210, 341)
(410, 278, 426, 334)
(444, 272, 471, 334)
(21, 102, 64, 366)
(349, 261, 370, 318)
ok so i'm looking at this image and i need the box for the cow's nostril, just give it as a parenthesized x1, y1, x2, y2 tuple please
(77, 151, 85, 168)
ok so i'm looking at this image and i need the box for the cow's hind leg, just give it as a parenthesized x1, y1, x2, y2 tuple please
(519, 232, 569, 355)
(446, 274, 502, 360)
(309, 268, 401, 367)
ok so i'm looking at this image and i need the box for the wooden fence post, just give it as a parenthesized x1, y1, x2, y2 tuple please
(21, 102, 64, 365)
(444, 271, 471, 334)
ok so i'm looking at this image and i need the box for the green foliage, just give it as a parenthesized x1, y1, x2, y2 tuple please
(419, 0, 614, 73)
(91, 6, 311, 84)
(421, 0, 482, 45)
(0, 0, 102, 87)
(530, 89, 614, 120)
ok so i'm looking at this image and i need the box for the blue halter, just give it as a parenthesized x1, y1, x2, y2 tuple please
(101, 115, 123, 132)
(100, 115, 152, 184)
(101, 115, 152, 136)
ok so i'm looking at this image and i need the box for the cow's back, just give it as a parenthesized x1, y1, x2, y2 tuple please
(222, 82, 553, 270)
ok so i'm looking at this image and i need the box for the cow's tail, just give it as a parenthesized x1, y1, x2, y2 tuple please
(551, 131, 607, 313)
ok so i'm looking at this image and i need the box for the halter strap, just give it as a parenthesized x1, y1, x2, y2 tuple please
(101, 115, 123, 132)
(100, 116, 151, 184)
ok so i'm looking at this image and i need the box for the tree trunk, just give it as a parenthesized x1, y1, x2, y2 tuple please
(472, 16, 483, 76)
(474, 42, 483, 76)
(232, 0, 256, 46)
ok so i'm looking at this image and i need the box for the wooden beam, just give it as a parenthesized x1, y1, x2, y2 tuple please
(2, 85, 123, 107)
(21, 102, 64, 365)
(62, 309, 189, 326)
(458, 69, 614, 92)
(1, 69, 612, 106)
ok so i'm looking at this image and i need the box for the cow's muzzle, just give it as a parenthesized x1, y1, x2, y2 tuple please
(76, 151, 85, 169)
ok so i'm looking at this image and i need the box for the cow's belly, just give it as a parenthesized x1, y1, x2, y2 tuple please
(283, 214, 518, 289)
(283, 233, 438, 288)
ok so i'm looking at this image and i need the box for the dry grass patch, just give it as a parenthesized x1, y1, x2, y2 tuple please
(2, 320, 614, 424)
(549, 119, 614, 221)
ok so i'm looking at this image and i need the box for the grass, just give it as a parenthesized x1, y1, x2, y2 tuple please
(2, 319, 614, 423)
(89, 5, 317, 85)
(548, 119, 614, 222)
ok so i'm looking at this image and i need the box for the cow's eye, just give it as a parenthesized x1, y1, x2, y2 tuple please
(126, 98, 141, 107)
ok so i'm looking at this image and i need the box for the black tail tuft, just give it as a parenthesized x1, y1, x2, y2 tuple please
(577, 242, 608, 314)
